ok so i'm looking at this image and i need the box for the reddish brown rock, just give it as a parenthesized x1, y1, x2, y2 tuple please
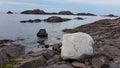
(72, 62, 86, 68)
(21, 9, 46, 14)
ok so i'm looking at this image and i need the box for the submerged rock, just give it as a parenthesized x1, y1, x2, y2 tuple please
(7, 11, 13, 14)
(58, 11, 74, 15)
(37, 29, 48, 38)
(76, 13, 96, 16)
(44, 16, 71, 22)
(104, 14, 118, 17)
(61, 32, 94, 60)
(74, 17, 84, 20)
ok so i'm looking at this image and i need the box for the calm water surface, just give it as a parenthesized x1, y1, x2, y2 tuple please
(0, 14, 117, 52)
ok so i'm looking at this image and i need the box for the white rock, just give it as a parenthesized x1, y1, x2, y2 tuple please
(61, 32, 94, 60)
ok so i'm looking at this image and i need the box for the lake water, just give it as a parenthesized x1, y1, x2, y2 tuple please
(0, 14, 117, 52)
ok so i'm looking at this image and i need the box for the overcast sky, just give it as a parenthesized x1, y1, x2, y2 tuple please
(0, 0, 120, 15)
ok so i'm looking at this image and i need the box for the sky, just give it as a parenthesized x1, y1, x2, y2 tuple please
(0, 0, 120, 15)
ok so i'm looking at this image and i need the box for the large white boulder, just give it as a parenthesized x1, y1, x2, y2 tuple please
(61, 32, 94, 60)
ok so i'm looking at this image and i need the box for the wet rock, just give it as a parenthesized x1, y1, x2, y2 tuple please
(21, 9, 46, 14)
(72, 62, 86, 68)
(7, 11, 13, 14)
(44, 16, 71, 22)
(58, 11, 74, 15)
(0, 39, 13, 44)
(37, 29, 48, 38)
(77, 13, 96, 16)
(61, 32, 94, 60)
(74, 17, 84, 20)
(4, 44, 25, 58)
(0, 48, 9, 65)
(52, 44, 62, 52)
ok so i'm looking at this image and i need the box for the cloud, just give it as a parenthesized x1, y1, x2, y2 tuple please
(0, 1, 53, 7)
(43, 0, 120, 6)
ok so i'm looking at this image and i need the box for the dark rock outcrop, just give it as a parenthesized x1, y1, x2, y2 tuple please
(37, 29, 48, 38)
(7, 11, 13, 14)
(21, 9, 46, 14)
(20, 19, 41, 23)
(44, 16, 71, 22)
(14, 49, 56, 68)
(76, 13, 96, 16)
(58, 11, 74, 15)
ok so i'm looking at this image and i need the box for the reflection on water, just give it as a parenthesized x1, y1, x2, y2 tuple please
(0, 14, 117, 52)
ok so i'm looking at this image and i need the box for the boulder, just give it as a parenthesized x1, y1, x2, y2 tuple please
(76, 13, 96, 16)
(61, 32, 94, 60)
(37, 29, 48, 38)
(44, 16, 71, 22)
(0, 48, 9, 65)
(58, 11, 74, 15)
(21, 9, 46, 14)
(3, 44, 25, 58)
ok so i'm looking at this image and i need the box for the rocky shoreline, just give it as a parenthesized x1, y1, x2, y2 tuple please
(0, 17, 120, 68)
(63, 17, 120, 67)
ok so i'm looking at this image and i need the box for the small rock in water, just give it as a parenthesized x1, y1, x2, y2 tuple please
(37, 29, 48, 38)
(61, 32, 94, 60)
